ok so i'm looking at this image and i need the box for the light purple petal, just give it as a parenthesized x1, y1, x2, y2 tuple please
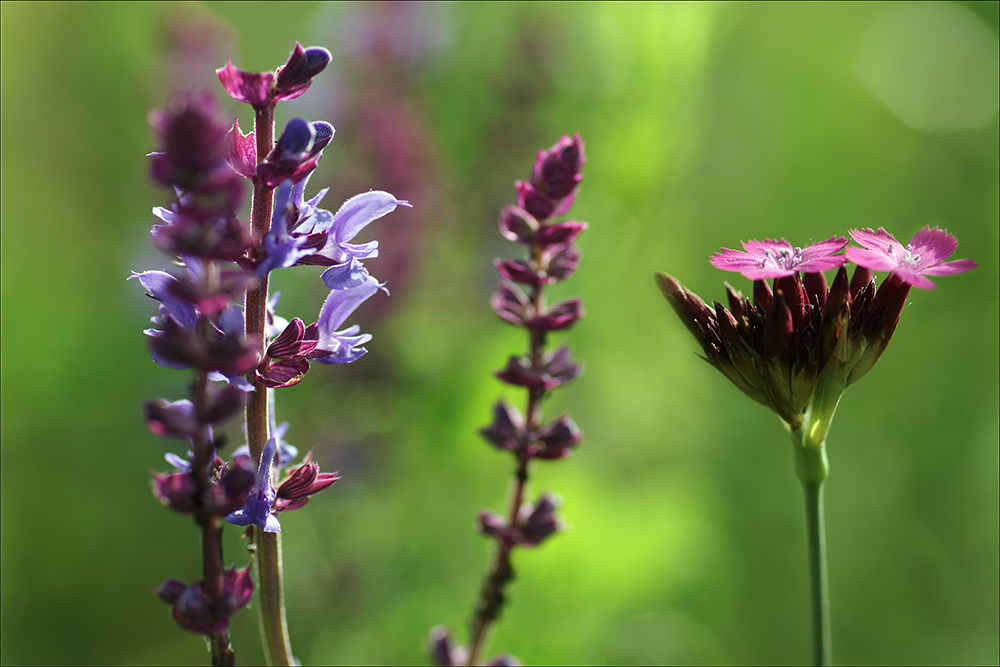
(339, 240, 380, 260)
(332, 191, 410, 243)
(218, 306, 245, 337)
(314, 341, 370, 365)
(130, 270, 197, 329)
(321, 258, 372, 290)
(165, 451, 192, 472)
(256, 437, 278, 489)
(152, 206, 180, 224)
(206, 371, 254, 392)
(317, 277, 380, 333)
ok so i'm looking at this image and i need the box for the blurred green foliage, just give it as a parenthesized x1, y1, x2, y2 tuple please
(1, 2, 997, 665)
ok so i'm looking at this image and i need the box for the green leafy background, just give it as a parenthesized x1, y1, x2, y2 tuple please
(2, 2, 997, 665)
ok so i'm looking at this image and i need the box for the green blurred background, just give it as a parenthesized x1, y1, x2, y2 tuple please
(2, 2, 998, 665)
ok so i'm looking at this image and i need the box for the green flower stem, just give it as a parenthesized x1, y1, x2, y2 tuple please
(244, 101, 294, 666)
(792, 433, 831, 667)
(253, 530, 293, 666)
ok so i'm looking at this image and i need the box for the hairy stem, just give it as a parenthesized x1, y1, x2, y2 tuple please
(244, 101, 294, 666)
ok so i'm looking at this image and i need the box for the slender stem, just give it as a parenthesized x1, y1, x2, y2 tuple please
(467, 457, 529, 666)
(254, 529, 293, 666)
(793, 437, 831, 667)
(243, 101, 294, 666)
(467, 244, 550, 665)
(803, 479, 831, 666)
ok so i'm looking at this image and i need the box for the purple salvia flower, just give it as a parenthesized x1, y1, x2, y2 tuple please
(846, 226, 978, 289)
(130, 270, 198, 330)
(710, 236, 849, 280)
(226, 436, 280, 533)
(313, 276, 381, 364)
(254, 174, 410, 287)
(317, 190, 412, 289)
(257, 181, 313, 276)
(230, 419, 298, 472)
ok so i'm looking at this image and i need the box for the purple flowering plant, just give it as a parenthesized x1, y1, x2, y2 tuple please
(429, 135, 587, 667)
(133, 44, 407, 665)
(657, 226, 976, 665)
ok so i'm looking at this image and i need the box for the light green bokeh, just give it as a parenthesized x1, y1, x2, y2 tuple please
(2, 2, 997, 665)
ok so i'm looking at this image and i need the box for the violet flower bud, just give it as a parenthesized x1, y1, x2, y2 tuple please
(428, 626, 467, 667)
(545, 243, 582, 281)
(155, 567, 253, 635)
(499, 205, 539, 244)
(495, 345, 582, 391)
(144, 399, 200, 439)
(475, 510, 515, 544)
(518, 493, 562, 546)
(495, 258, 550, 288)
(515, 180, 556, 222)
(534, 415, 582, 460)
(530, 134, 585, 201)
(274, 44, 332, 101)
(534, 221, 587, 247)
(258, 118, 331, 187)
(528, 297, 584, 333)
(490, 280, 532, 327)
(480, 401, 525, 452)
(151, 471, 198, 514)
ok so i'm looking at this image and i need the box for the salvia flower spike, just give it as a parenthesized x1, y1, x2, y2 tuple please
(135, 42, 407, 665)
(430, 135, 588, 667)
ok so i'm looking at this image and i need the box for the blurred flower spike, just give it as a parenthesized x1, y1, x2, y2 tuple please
(657, 226, 975, 449)
(432, 135, 588, 666)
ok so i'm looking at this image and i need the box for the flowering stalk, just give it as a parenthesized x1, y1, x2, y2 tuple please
(430, 136, 587, 666)
(657, 227, 976, 665)
(137, 43, 408, 665)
